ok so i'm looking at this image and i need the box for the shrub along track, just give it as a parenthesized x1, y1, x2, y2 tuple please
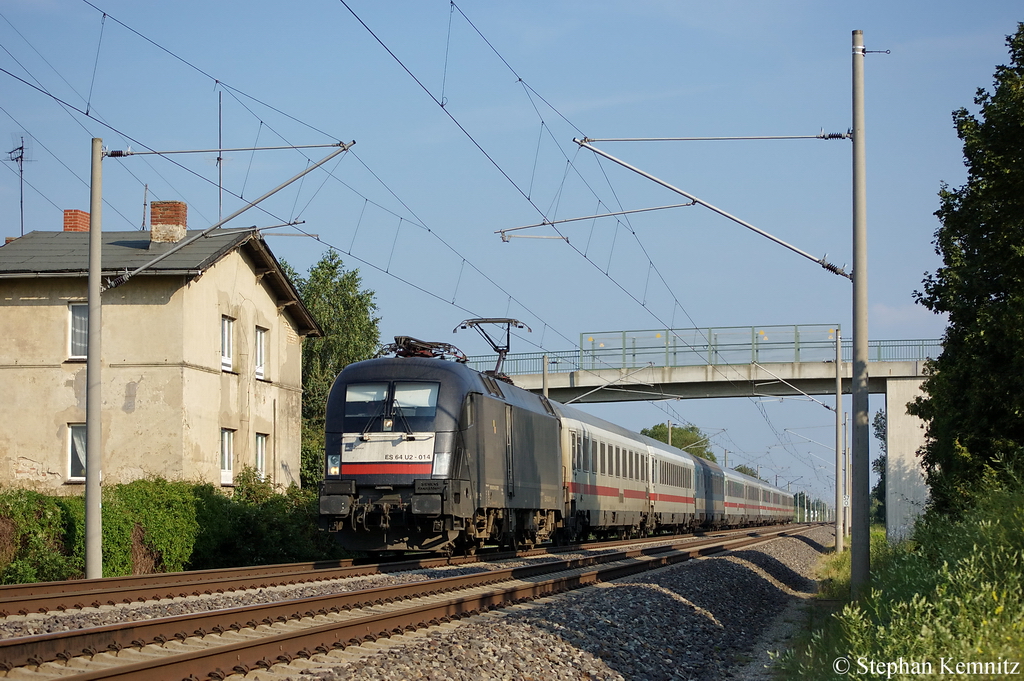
(0, 524, 814, 680)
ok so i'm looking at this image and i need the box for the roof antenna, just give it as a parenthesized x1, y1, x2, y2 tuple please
(454, 318, 531, 380)
(141, 184, 148, 231)
(6, 135, 31, 237)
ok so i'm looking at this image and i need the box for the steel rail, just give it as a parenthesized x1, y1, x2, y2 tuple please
(0, 525, 770, 615)
(0, 525, 813, 678)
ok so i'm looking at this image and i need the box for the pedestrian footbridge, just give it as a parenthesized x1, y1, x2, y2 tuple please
(467, 324, 941, 541)
(467, 324, 938, 403)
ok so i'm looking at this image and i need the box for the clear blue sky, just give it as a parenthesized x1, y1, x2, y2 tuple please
(2, 1, 1020, 501)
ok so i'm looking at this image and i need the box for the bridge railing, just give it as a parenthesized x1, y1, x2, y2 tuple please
(466, 324, 942, 376)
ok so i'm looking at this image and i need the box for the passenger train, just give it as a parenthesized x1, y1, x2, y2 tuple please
(318, 338, 795, 553)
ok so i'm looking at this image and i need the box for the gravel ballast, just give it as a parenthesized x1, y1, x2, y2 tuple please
(277, 525, 833, 681)
(0, 527, 832, 680)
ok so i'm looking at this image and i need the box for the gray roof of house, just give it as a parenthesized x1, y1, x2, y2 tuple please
(0, 229, 322, 337)
(0, 229, 249, 275)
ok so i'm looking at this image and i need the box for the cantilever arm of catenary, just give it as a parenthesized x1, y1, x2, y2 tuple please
(102, 142, 354, 291)
(573, 139, 851, 280)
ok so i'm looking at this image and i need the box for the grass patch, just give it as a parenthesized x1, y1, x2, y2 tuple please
(777, 485, 1024, 678)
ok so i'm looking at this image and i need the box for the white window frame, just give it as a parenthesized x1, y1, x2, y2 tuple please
(254, 326, 267, 380)
(220, 428, 234, 485)
(68, 423, 87, 481)
(69, 303, 88, 360)
(255, 432, 268, 479)
(221, 316, 234, 371)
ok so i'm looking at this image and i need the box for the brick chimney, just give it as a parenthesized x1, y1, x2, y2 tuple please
(64, 209, 90, 232)
(150, 201, 187, 244)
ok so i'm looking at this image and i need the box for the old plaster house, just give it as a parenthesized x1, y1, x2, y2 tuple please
(0, 202, 320, 492)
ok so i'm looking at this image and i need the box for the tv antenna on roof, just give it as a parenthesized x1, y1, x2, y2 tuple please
(6, 135, 31, 237)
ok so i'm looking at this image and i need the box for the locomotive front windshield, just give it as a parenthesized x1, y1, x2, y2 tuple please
(344, 381, 440, 432)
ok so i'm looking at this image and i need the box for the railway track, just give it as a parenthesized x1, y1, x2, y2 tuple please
(0, 523, 814, 680)
(0, 524, 781, 617)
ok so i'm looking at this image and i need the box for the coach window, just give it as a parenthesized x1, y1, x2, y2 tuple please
(614, 447, 621, 477)
(582, 435, 590, 472)
(571, 432, 579, 471)
(600, 442, 606, 475)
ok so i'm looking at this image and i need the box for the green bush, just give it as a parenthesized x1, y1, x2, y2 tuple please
(189, 467, 344, 569)
(0, 488, 81, 583)
(781, 481, 1024, 678)
(0, 473, 347, 583)
(101, 478, 200, 576)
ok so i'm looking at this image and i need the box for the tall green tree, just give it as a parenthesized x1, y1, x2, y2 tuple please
(282, 251, 380, 488)
(641, 423, 717, 463)
(908, 24, 1024, 513)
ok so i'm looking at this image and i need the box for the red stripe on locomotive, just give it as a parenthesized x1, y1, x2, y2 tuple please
(341, 463, 433, 475)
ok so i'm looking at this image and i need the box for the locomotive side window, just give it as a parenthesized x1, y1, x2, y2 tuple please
(345, 383, 389, 417)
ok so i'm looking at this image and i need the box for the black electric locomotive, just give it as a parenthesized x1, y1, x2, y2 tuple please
(318, 342, 562, 553)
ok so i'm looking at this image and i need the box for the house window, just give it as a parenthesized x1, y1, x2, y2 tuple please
(68, 424, 86, 480)
(69, 304, 88, 359)
(255, 326, 267, 379)
(221, 317, 234, 371)
(255, 433, 268, 478)
(220, 428, 234, 485)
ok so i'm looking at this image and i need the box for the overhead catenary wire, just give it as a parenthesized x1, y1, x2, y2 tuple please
(8, 4, 805, 481)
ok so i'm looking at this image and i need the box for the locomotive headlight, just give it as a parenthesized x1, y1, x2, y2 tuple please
(432, 451, 452, 476)
(327, 454, 341, 477)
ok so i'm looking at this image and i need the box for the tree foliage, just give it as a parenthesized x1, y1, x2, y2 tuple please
(641, 423, 717, 463)
(732, 464, 765, 481)
(908, 24, 1024, 514)
(871, 409, 887, 523)
(282, 251, 380, 487)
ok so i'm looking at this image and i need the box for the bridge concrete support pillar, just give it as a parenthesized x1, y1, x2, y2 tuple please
(884, 377, 929, 541)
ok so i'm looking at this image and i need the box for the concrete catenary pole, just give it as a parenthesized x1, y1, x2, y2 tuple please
(845, 412, 852, 536)
(835, 329, 844, 551)
(86, 138, 103, 579)
(851, 30, 871, 592)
